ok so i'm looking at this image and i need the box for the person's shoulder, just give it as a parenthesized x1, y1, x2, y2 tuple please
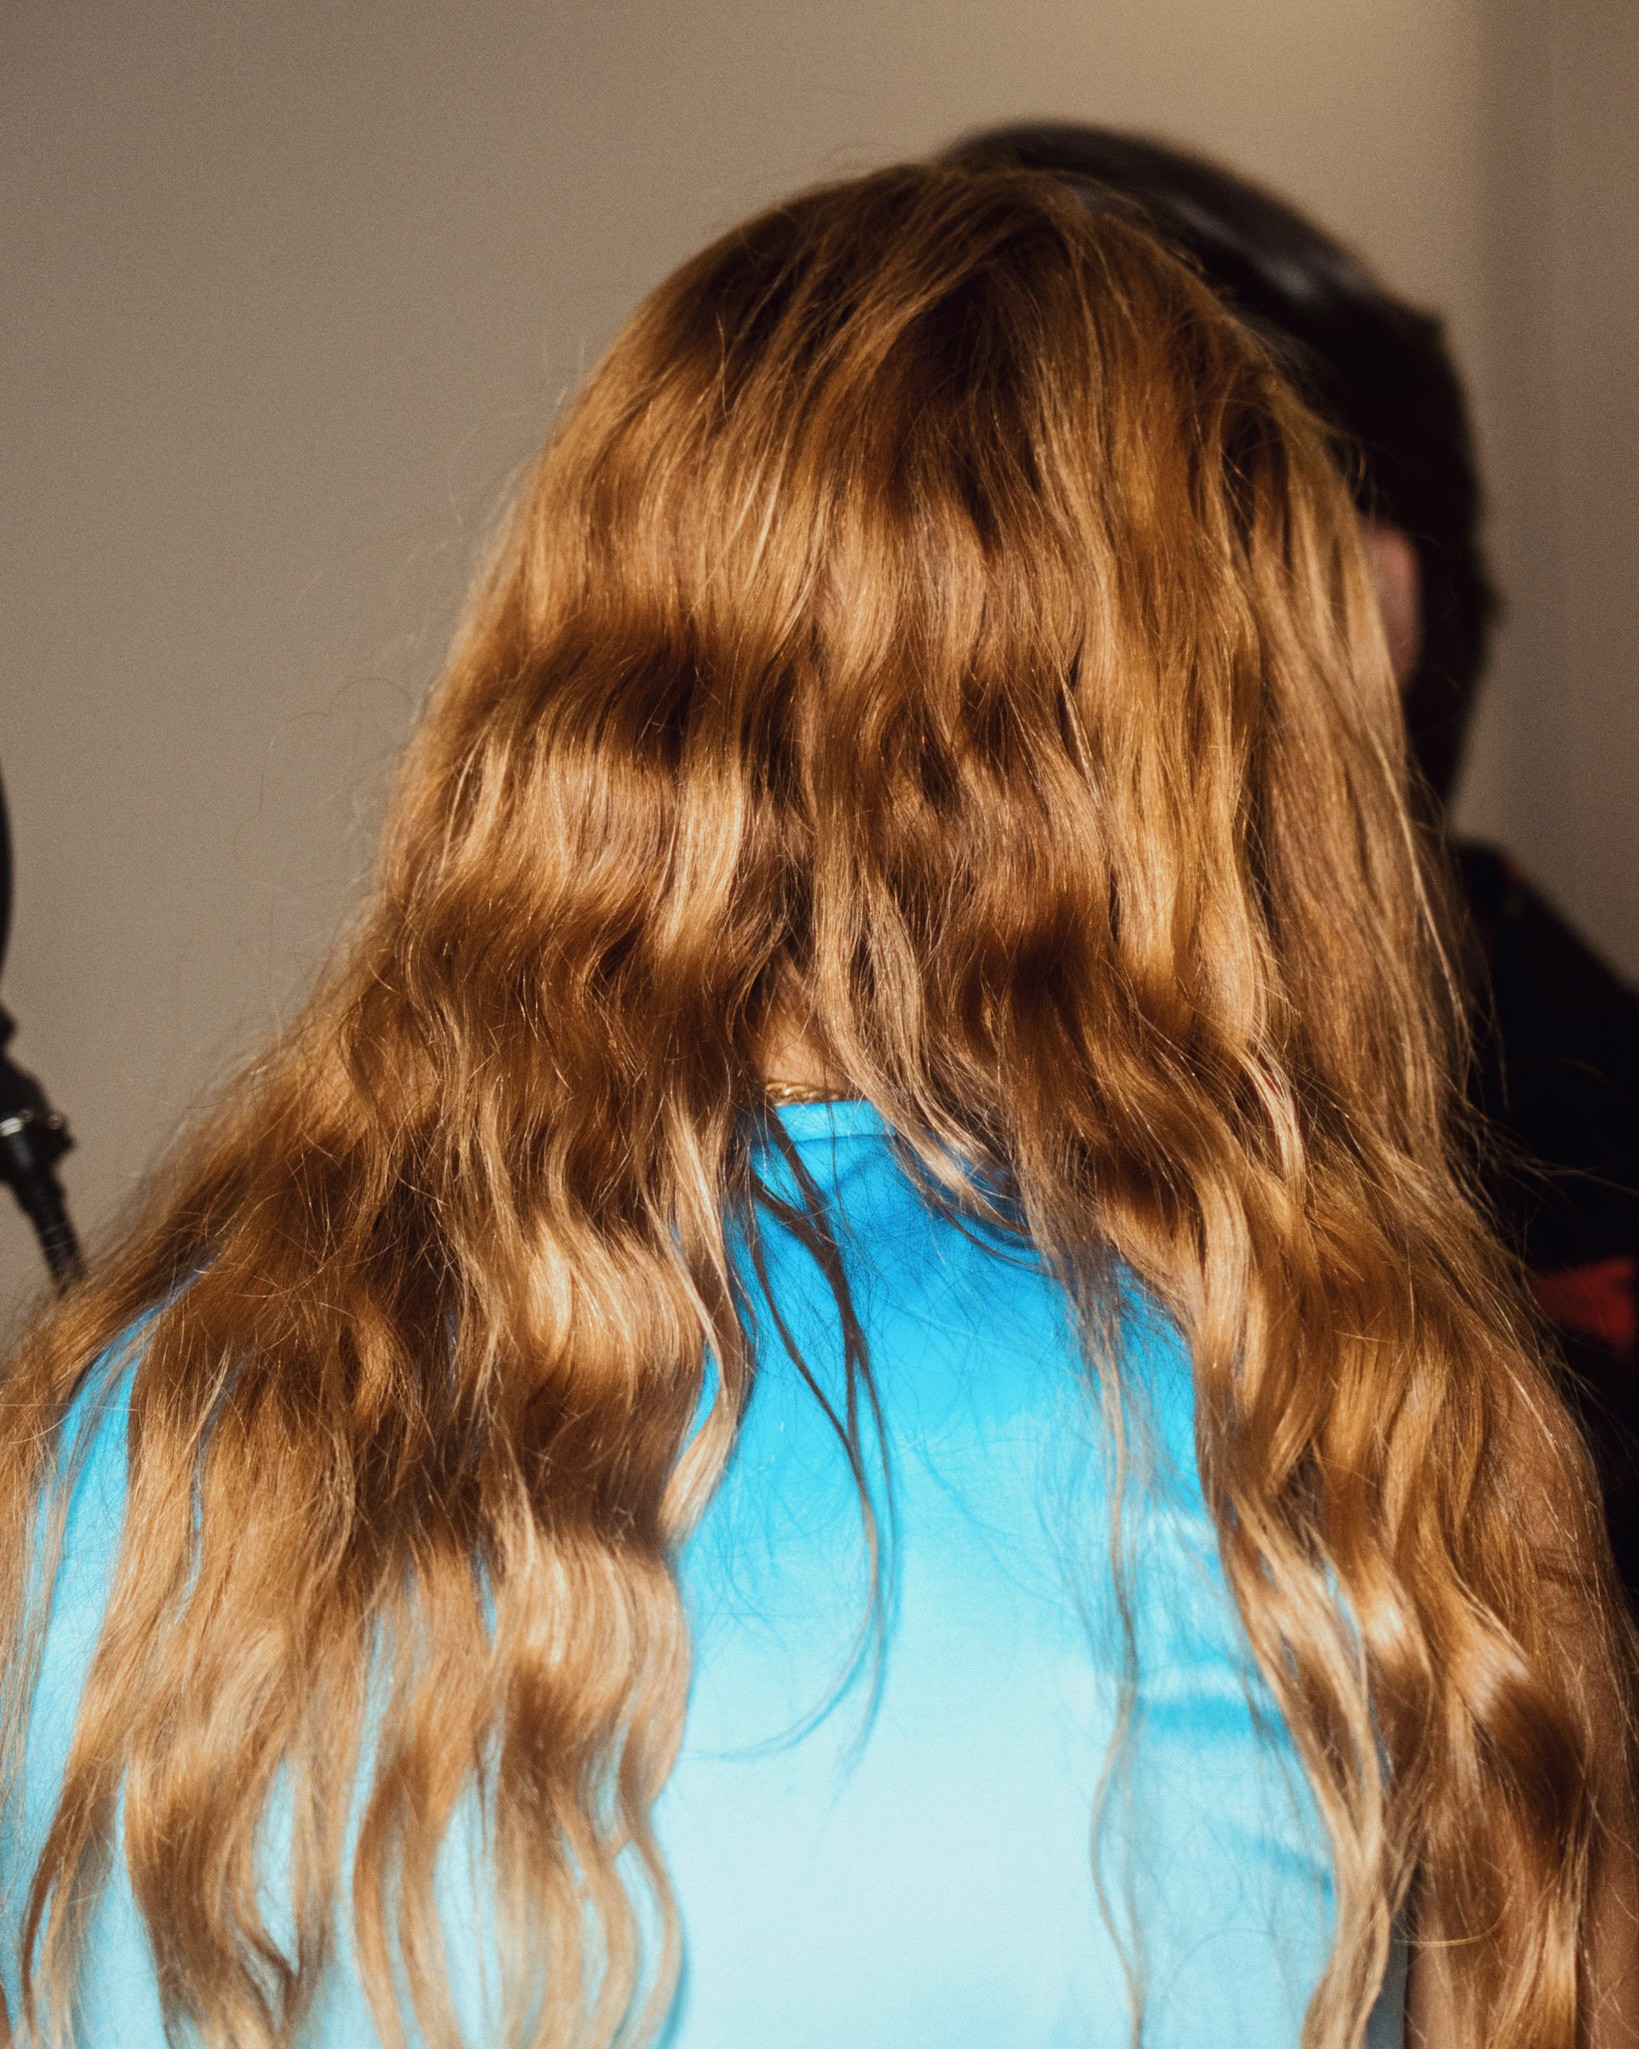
(1456, 840, 1637, 1001)
(1454, 838, 1639, 1069)
(15, 1314, 156, 1743)
(44, 1311, 158, 1574)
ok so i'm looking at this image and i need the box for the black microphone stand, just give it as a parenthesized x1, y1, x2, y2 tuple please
(0, 1006, 80, 1286)
(0, 771, 82, 1290)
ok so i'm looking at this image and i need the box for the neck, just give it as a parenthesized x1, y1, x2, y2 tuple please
(758, 1013, 842, 1097)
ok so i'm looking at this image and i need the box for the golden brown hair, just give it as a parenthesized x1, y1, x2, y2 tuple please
(0, 164, 1628, 2048)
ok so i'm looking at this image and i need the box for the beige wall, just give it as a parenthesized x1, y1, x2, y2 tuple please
(1459, 0, 1639, 969)
(0, 0, 1630, 1310)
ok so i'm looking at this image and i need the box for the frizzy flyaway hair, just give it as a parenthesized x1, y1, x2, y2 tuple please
(0, 165, 1627, 2048)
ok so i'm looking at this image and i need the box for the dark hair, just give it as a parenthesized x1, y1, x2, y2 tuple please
(943, 123, 1497, 808)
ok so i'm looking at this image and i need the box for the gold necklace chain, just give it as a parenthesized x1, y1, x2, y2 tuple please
(762, 1077, 852, 1106)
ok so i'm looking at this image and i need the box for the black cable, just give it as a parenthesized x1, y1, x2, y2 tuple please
(0, 773, 83, 1291)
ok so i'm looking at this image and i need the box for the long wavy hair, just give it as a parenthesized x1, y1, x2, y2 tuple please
(0, 165, 1627, 2049)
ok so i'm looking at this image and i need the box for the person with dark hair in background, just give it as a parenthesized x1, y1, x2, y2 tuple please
(945, 124, 1639, 1591)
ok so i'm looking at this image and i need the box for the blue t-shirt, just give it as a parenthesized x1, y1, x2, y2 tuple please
(2, 1099, 1405, 2045)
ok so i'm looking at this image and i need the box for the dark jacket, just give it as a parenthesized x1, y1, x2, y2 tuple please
(1459, 842, 1639, 1589)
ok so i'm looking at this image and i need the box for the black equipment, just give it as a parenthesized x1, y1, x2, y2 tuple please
(0, 770, 82, 1288)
